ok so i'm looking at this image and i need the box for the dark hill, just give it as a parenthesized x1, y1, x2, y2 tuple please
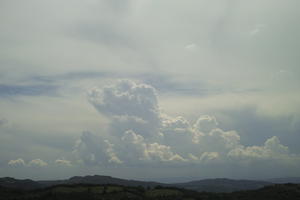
(175, 178, 272, 192)
(0, 175, 274, 192)
(0, 183, 299, 200)
(65, 175, 163, 187)
(231, 183, 300, 200)
(1, 175, 164, 191)
(0, 177, 42, 190)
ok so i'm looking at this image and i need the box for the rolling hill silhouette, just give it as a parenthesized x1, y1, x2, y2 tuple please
(0, 175, 272, 192)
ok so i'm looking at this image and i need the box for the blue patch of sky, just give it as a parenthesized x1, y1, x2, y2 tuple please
(0, 84, 58, 97)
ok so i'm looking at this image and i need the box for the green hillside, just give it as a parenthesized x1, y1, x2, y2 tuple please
(0, 183, 300, 200)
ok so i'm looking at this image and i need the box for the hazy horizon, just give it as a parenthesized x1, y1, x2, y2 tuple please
(3, 173, 299, 184)
(1, 0, 300, 181)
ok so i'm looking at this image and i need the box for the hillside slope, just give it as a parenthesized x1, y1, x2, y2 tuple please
(0, 183, 299, 200)
(0, 175, 273, 192)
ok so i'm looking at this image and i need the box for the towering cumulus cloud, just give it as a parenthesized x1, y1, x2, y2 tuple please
(75, 80, 300, 168)
(88, 80, 160, 138)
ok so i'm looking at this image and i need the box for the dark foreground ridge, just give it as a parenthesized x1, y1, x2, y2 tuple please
(1, 183, 300, 200)
(0, 175, 274, 192)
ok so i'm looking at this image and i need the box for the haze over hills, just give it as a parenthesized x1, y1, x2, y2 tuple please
(266, 177, 300, 184)
(0, 175, 277, 193)
(174, 178, 272, 193)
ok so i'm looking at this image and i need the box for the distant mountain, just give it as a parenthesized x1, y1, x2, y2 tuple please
(174, 178, 273, 193)
(1, 175, 164, 191)
(63, 175, 163, 188)
(0, 175, 275, 192)
(0, 177, 42, 190)
(267, 177, 300, 184)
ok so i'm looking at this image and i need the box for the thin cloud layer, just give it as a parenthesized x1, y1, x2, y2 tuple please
(28, 159, 48, 168)
(55, 159, 72, 167)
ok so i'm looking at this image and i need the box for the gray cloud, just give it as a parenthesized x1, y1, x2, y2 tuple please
(1, 0, 300, 180)
(0, 118, 8, 127)
(215, 106, 300, 153)
(74, 131, 122, 165)
(31, 71, 215, 96)
(69, 22, 135, 48)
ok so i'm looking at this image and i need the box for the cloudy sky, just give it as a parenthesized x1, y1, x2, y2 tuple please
(1, 0, 300, 181)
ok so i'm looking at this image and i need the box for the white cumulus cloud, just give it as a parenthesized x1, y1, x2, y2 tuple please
(228, 136, 291, 161)
(8, 158, 26, 167)
(74, 131, 122, 165)
(73, 80, 300, 169)
(8, 158, 48, 168)
(88, 80, 161, 138)
(28, 159, 48, 167)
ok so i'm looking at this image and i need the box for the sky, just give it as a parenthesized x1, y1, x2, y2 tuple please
(0, 0, 300, 181)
